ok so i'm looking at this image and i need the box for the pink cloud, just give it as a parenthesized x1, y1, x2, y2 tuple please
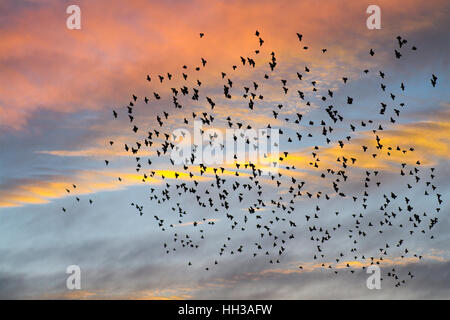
(0, 0, 446, 130)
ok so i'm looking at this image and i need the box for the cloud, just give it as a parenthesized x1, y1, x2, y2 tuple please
(1, 0, 448, 130)
(0, 168, 213, 208)
(0, 0, 449, 300)
(279, 118, 450, 175)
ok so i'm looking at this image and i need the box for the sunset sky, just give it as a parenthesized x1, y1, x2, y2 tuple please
(0, 0, 449, 299)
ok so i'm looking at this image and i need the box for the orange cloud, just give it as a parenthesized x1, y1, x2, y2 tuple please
(0, 168, 211, 208)
(41, 290, 98, 300)
(251, 253, 447, 278)
(279, 118, 450, 174)
(1, 0, 447, 130)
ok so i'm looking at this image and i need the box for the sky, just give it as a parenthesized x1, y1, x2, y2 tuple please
(0, 0, 449, 299)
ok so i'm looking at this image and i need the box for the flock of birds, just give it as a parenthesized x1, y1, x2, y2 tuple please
(62, 31, 442, 288)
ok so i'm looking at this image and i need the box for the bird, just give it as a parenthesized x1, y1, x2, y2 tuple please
(431, 74, 438, 87)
